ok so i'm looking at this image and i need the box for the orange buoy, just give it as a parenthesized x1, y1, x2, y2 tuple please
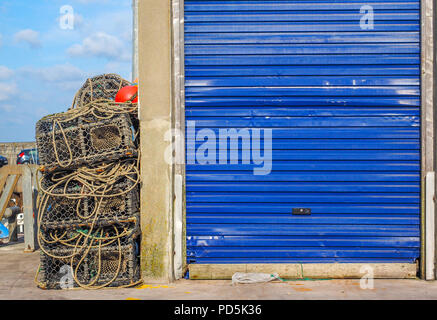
(115, 85, 138, 103)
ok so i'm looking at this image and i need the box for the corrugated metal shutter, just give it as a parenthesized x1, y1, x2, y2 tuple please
(185, 0, 420, 264)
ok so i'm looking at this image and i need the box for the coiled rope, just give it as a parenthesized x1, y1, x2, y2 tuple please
(35, 159, 142, 289)
(35, 82, 142, 289)
(45, 99, 138, 170)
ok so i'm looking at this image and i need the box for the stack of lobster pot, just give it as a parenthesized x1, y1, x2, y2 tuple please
(35, 74, 141, 289)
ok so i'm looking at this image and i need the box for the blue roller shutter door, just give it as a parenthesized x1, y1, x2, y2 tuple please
(185, 1, 421, 264)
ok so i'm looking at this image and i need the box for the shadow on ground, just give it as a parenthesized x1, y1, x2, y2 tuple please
(1, 246, 437, 300)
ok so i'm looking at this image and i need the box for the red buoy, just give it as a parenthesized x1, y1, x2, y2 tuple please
(115, 85, 138, 103)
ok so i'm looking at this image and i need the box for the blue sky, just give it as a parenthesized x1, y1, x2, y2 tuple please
(0, 0, 133, 142)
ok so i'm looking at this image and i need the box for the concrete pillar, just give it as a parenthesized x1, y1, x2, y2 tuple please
(421, 0, 435, 279)
(132, 0, 139, 81)
(138, 0, 175, 282)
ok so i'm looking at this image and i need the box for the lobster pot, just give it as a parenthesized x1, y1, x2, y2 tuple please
(40, 176, 139, 229)
(36, 112, 137, 172)
(39, 225, 140, 289)
(40, 243, 140, 290)
(39, 222, 140, 252)
(73, 74, 131, 109)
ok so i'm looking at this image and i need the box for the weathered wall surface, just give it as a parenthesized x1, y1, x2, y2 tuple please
(421, 0, 435, 279)
(422, 0, 434, 173)
(138, 0, 174, 282)
(136, 0, 435, 281)
(0, 142, 36, 165)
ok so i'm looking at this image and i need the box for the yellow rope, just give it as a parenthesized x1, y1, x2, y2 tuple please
(35, 81, 141, 289)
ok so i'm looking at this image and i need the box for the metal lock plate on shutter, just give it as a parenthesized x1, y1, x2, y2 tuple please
(292, 208, 311, 215)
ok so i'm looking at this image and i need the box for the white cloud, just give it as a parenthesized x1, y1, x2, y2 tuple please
(14, 29, 41, 48)
(20, 64, 87, 91)
(0, 66, 14, 80)
(22, 64, 85, 82)
(0, 82, 18, 102)
(67, 32, 130, 61)
(90, 10, 132, 41)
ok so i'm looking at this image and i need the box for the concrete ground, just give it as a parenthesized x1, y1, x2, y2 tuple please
(2, 240, 437, 300)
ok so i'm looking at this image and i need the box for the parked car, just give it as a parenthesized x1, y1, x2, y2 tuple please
(16, 148, 39, 165)
(0, 155, 7, 167)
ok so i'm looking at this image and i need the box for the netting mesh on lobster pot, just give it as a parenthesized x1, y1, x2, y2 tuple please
(39, 181, 139, 229)
(38, 160, 140, 229)
(72, 74, 131, 109)
(39, 190, 140, 230)
(38, 223, 141, 289)
(36, 110, 137, 172)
